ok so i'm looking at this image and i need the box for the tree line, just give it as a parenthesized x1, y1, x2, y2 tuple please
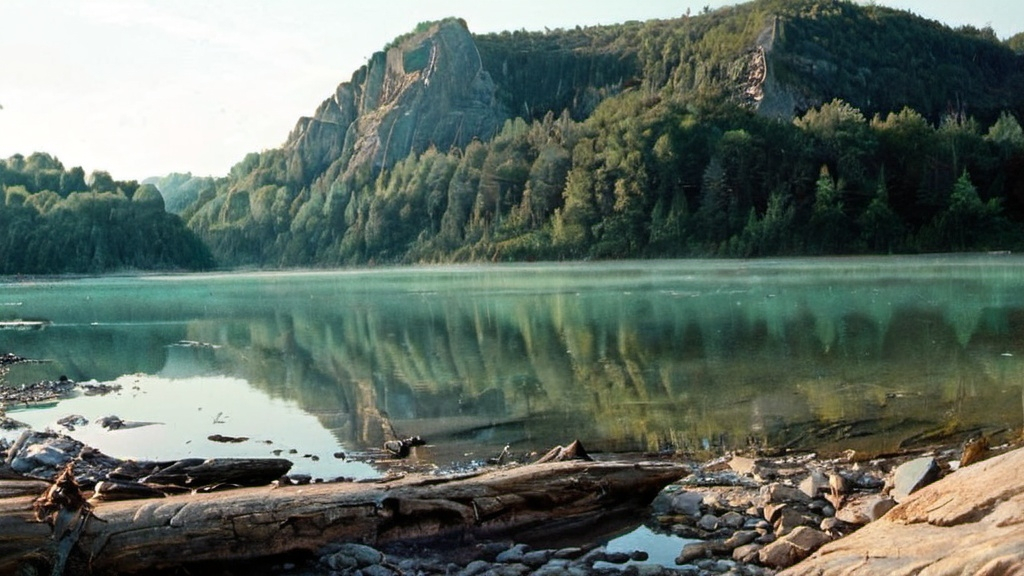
(0, 153, 213, 275)
(175, 95, 1024, 267)
(174, 0, 1024, 267)
(8, 0, 1024, 273)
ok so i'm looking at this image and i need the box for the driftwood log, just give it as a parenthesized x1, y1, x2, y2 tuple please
(0, 459, 686, 574)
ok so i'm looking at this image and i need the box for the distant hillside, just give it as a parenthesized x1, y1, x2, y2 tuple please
(175, 0, 1024, 266)
(0, 153, 213, 275)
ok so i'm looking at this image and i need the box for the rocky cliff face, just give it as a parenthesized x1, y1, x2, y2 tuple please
(284, 19, 506, 184)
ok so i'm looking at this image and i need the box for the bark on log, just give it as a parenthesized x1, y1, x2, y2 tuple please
(0, 459, 685, 575)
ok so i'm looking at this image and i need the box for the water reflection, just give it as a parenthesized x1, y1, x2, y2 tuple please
(2, 257, 1024, 470)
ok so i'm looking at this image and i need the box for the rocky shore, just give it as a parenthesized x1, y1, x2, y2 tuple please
(230, 436, 1021, 576)
(7, 432, 1014, 576)
(2, 364, 1023, 575)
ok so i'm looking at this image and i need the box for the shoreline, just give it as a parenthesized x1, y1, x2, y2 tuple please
(3, 356, 1023, 574)
(3, 412, 1019, 575)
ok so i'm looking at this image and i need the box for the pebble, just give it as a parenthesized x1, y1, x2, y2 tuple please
(495, 543, 530, 563)
(698, 513, 720, 531)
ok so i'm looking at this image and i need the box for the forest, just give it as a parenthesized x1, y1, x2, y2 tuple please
(0, 153, 213, 274)
(173, 100, 1024, 266)
(6, 0, 1024, 273)
(167, 0, 1024, 267)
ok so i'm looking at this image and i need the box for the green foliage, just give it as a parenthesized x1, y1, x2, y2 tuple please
(923, 171, 1006, 251)
(806, 166, 852, 254)
(174, 1, 1024, 267)
(0, 155, 214, 274)
(1007, 32, 1024, 54)
(858, 175, 904, 253)
(147, 172, 221, 214)
(986, 112, 1024, 156)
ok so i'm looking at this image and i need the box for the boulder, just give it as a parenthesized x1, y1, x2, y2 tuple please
(324, 543, 385, 569)
(758, 526, 831, 569)
(834, 495, 896, 526)
(697, 513, 719, 531)
(669, 490, 705, 517)
(496, 543, 531, 563)
(762, 482, 812, 505)
(719, 510, 746, 529)
(676, 542, 711, 564)
(783, 446, 1024, 574)
(728, 455, 763, 477)
(798, 469, 829, 499)
(732, 543, 762, 563)
(890, 456, 939, 501)
(5, 430, 83, 479)
(723, 529, 759, 550)
(774, 506, 819, 536)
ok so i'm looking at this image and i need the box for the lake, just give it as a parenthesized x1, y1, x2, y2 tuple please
(2, 256, 1024, 479)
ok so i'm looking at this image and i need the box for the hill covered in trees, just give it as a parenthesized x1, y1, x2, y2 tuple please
(9, 1, 1024, 276)
(166, 0, 1024, 267)
(0, 153, 213, 275)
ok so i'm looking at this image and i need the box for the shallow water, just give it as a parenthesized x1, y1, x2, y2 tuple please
(2, 256, 1024, 478)
(599, 525, 698, 569)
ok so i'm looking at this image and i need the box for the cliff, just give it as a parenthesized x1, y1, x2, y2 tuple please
(177, 0, 1024, 268)
(281, 18, 642, 187)
(283, 19, 507, 184)
(249, 1, 1024, 193)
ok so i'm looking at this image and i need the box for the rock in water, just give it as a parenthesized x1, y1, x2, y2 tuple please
(208, 434, 249, 443)
(384, 436, 426, 458)
(891, 457, 939, 502)
(97, 415, 125, 430)
(57, 414, 89, 431)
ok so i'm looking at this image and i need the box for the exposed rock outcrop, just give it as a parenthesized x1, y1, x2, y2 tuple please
(783, 446, 1024, 575)
(285, 18, 506, 183)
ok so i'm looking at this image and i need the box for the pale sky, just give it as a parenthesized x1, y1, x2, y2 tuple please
(1, 1, 1022, 182)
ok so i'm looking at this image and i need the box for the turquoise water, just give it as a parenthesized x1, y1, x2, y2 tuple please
(2, 256, 1024, 477)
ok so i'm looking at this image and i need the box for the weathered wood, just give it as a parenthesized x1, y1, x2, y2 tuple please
(0, 459, 686, 574)
(137, 457, 293, 487)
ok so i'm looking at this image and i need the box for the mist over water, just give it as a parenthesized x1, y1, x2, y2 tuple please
(3, 256, 1024, 476)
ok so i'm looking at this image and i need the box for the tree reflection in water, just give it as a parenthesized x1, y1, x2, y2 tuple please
(2, 257, 1023, 465)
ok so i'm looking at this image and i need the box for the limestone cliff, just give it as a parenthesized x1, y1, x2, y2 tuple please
(284, 19, 506, 184)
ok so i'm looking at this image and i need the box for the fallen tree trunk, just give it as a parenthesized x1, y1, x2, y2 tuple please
(0, 459, 686, 575)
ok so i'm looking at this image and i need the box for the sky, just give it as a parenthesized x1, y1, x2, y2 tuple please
(1, 1, 1023, 182)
